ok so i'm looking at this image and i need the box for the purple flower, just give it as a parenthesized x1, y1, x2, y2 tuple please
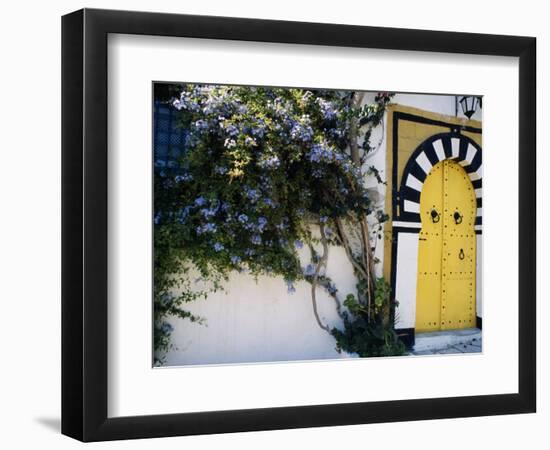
(245, 188, 260, 202)
(175, 173, 193, 183)
(238, 214, 249, 223)
(317, 98, 337, 120)
(307, 143, 335, 164)
(304, 264, 315, 276)
(213, 242, 224, 252)
(196, 223, 217, 235)
(251, 234, 262, 245)
(172, 92, 200, 112)
(172, 98, 185, 110)
(177, 206, 191, 224)
(204, 223, 217, 233)
(294, 240, 304, 249)
(193, 119, 209, 131)
(285, 280, 296, 294)
(308, 146, 322, 163)
(230, 255, 242, 264)
(257, 217, 268, 231)
(200, 207, 216, 219)
(154, 213, 161, 225)
(290, 121, 313, 143)
(225, 124, 239, 137)
(251, 126, 265, 138)
(259, 155, 280, 169)
(194, 196, 207, 207)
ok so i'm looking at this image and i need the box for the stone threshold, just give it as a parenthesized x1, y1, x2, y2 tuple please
(412, 328, 482, 354)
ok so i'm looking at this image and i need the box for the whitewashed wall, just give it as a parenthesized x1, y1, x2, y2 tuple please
(163, 93, 482, 366)
(393, 233, 421, 329)
(164, 246, 358, 365)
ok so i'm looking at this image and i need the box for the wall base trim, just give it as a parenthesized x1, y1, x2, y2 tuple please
(395, 328, 415, 349)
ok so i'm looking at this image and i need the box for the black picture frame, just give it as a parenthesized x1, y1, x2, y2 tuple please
(62, 8, 536, 442)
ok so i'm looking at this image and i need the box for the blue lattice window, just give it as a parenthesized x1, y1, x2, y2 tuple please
(153, 101, 188, 174)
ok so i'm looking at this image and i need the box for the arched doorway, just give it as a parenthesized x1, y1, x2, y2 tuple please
(383, 113, 483, 344)
(415, 159, 477, 332)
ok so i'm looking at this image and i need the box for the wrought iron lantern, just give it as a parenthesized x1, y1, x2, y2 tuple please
(459, 95, 482, 119)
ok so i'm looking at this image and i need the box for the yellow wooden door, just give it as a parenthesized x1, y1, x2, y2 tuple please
(415, 161, 444, 332)
(415, 159, 476, 332)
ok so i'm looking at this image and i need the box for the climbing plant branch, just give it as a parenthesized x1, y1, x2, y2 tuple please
(308, 222, 331, 333)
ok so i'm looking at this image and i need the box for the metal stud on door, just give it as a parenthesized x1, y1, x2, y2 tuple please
(440, 160, 477, 330)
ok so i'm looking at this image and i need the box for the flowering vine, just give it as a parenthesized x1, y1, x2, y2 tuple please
(154, 84, 404, 363)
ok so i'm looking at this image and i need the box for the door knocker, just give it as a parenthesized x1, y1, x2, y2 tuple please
(459, 248, 465, 260)
(430, 209, 440, 223)
(453, 211, 463, 225)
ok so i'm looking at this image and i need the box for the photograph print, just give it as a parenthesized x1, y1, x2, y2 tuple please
(152, 82, 483, 367)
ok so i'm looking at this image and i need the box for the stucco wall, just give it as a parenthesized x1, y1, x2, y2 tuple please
(164, 246, 358, 365)
(163, 93, 482, 366)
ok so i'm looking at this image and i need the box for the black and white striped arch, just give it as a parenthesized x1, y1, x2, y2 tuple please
(394, 132, 482, 232)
